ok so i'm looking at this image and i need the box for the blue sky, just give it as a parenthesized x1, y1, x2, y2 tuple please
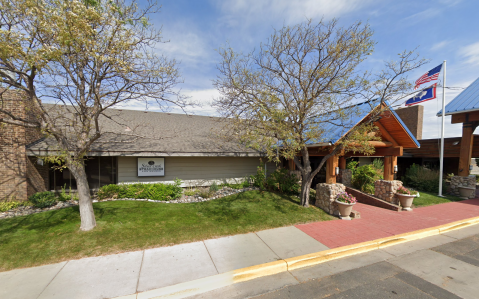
(128, 0, 479, 139)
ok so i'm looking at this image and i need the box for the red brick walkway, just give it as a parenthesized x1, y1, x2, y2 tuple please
(296, 199, 479, 248)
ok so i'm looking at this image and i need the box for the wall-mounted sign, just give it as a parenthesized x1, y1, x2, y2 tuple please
(138, 157, 165, 177)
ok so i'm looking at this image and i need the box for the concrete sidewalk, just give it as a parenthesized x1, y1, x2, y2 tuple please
(0, 226, 330, 299)
(2, 199, 479, 299)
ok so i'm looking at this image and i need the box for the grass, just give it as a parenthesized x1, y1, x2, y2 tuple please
(413, 191, 463, 208)
(0, 190, 333, 272)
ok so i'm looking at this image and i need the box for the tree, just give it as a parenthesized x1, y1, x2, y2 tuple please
(0, 0, 186, 230)
(214, 19, 426, 207)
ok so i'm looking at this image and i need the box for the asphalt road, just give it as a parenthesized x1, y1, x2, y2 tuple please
(187, 224, 479, 299)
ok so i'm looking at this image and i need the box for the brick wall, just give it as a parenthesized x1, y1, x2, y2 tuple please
(394, 105, 424, 140)
(0, 90, 44, 201)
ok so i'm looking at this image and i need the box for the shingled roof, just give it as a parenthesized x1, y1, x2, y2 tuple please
(27, 105, 261, 157)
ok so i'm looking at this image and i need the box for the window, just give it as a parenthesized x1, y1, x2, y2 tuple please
(49, 156, 117, 190)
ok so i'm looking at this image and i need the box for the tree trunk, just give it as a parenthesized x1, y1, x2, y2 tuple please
(67, 160, 96, 231)
(300, 173, 315, 207)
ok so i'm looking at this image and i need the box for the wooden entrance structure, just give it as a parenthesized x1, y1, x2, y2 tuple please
(438, 76, 479, 177)
(288, 101, 420, 183)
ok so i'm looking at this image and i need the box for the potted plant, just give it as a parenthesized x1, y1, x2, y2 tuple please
(335, 192, 357, 220)
(395, 186, 416, 211)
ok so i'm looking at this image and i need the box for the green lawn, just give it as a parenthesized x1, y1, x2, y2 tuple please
(0, 190, 333, 272)
(413, 191, 463, 208)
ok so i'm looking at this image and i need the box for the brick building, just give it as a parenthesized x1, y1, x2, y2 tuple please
(0, 90, 49, 201)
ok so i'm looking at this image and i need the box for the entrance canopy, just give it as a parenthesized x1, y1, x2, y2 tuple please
(292, 100, 420, 183)
(437, 77, 479, 176)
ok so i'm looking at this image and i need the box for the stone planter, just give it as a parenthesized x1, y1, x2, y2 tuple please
(396, 194, 416, 211)
(335, 200, 355, 220)
(458, 186, 476, 199)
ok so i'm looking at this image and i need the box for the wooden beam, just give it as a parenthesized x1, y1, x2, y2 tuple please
(384, 156, 393, 181)
(374, 121, 399, 147)
(343, 146, 403, 157)
(348, 141, 393, 148)
(458, 122, 478, 176)
(326, 155, 338, 184)
(339, 156, 346, 169)
(451, 111, 479, 124)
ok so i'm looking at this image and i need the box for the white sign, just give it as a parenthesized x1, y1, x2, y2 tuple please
(138, 158, 165, 177)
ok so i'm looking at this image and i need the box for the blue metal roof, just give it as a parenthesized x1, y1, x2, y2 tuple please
(437, 77, 479, 116)
(310, 99, 420, 148)
(315, 100, 379, 144)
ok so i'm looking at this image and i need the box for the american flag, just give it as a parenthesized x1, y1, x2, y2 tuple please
(414, 64, 443, 89)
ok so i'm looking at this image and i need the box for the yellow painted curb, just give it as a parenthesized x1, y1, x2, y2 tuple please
(285, 240, 378, 271)
(233, 260, 287, 283)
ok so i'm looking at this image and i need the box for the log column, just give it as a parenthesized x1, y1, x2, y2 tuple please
(326, 155, 339, 184)
(384, 156, 397, 181)
(458, 121, 478, 176)
(339, 157, 347, 170)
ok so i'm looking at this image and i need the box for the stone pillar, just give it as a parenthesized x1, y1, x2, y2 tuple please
(450, 176, 476, 198)
(315, 183, 345, 216)
(337, 169, 352, 187)
(374, 180, 403, 205)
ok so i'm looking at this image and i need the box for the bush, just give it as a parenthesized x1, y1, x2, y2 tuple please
(29, 191, 57, 208)
(265, 168, 300, 194)
(402, 164, 445, 193)
(97, 184, 122, 199)
(348, 159, 383, 194)
(209, 182, 219, 192)
(98, 179, 183, 201)
(251, 162, 267, 189)
(0, 201, 23, 212)
(220, 178, 250, 189)
(184, 187, 197, 196)
(197, 188, 213, 199)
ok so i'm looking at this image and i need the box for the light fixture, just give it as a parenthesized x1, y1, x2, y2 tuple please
(36, 158, 44, 166)
(452, 141, 460, 146)
(335, 167, 339, 175)
(394, 165, 398, 173)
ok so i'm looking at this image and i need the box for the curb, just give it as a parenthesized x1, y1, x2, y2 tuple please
(113, 216, 479, 299)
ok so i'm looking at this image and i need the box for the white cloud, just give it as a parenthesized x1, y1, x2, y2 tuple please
(114, 89, 220, 116)
(214, 0, 375, 27)
(158, 31, 210, 65)
(459, 42, 479, 66)
(431, 40, 450, 51)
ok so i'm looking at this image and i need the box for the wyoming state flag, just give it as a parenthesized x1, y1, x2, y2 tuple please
(406, 84, 437, 106)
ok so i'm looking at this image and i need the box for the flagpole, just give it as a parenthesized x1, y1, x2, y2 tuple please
(438, 60, 446, 196)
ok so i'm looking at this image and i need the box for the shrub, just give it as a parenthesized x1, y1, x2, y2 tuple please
(220, 178, 250, 189)
(351, 164, 382, 194)
(29, 191, 57, 208)
(402, 164, 445, 193)
(0, 201, 23, 212)
(97, 179, 183, 201)
(251, 162, 267, 189)
(197, 188, 213, 198)
(265, 168, 300, 195)
(209, 182, 219, 192)
(184, 187, 197, 196)
(97, 184, 122, 199)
